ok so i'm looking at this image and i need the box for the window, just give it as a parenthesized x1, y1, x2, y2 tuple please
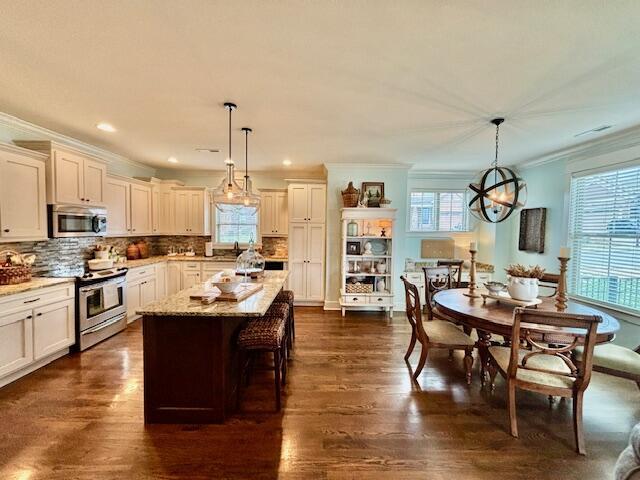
(569, 164, 640, 313)
(214, 206, 259, 246)
(409, 191, 469, 232)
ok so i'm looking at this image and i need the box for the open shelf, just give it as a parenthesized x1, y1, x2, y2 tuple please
(346, 254, 391, 259)
(346, 273, 391, 277)
(346, 236, 392, 240)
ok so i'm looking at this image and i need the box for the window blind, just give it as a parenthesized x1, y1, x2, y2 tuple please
(215, 206, 258, 244)
(569, 164, 640, 313)
(409, 191, 468, 232)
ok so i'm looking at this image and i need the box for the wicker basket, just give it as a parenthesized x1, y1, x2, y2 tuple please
(346, 283, 373, 294)
(341, 182, 360, 208)
(0, 250, 32, 285)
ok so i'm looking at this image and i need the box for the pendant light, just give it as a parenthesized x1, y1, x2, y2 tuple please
(240, 127, 261, 211)
(213, 102, 244, 212)
(467, 118, 527, 223)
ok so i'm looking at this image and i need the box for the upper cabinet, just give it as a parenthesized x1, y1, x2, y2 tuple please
(174, 187, 210, 235)
(288, 183, 326, 223)
(0, 143, 48, 242)
(130, 182, 152, 235)
(105, 176, 156, 236)
(260, 190, 288, 236)
(16, 141, 107, 207)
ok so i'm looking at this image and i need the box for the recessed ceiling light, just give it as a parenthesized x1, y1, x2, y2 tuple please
(96, 122, 116, 132)
(574, 125, 613, 138)
(282, 158, 292, 166)
(167, 157, 178, 164)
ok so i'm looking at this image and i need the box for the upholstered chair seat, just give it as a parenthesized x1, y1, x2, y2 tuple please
(489, 346, 575, 389)
(574, 344, 640, 378)
(425, 320, 476, 347)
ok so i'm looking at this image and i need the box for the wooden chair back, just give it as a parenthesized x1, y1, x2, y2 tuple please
(539, 273, 560, 298)
(423, 266, 453, 320)
(508, 307, 602, 391)
(401, 276, 430, 343)
(437, 260, 464, 287)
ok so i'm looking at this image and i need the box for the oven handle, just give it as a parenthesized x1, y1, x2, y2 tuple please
(79, 279, 126, 294)
(81, 314, 125, 335)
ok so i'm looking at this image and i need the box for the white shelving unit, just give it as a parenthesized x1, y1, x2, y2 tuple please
(339, 208, 396, 317)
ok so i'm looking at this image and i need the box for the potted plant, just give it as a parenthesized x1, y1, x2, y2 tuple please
(504, 264, 545, 301)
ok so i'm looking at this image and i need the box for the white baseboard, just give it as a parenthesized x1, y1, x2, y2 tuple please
(323, 300, 340, 310)
(0, 348, 70, 388)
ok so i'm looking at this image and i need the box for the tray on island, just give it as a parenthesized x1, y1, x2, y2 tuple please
(481, 291, 542, 308)
(190, 283, 263, 304)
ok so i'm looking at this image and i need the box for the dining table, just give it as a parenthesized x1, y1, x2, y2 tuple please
(433, 288, 621, 381)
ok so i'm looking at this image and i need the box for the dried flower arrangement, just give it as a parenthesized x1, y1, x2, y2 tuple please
(505, 263, 545, 279)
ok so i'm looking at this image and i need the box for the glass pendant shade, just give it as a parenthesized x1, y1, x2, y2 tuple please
(236, 239, 265, 277)
(212, 162, 245, 213)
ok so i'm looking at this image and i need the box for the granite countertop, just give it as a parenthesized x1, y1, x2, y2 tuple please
(0, 277, 74, 298)
(137, 270, 289, 317)
(121, 255, 287, 269)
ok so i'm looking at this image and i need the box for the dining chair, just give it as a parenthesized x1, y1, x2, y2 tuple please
(538, 273, 560, 297)
(401, 276, 475, 384)
(436, 260, 464, 288)
(487, 307, 602, 455)
(574, 343, 640, 390)
(423, 266, 453, 320)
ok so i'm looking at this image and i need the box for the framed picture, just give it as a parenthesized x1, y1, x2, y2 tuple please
(518, 208, 546, 253)
(346, 241, 361, 255)
(361, 182, 384, 207)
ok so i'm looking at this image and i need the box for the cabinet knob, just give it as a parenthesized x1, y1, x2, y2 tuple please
(81, 198, 85, 201)
(26, 315, 32, 319)
(36, 312, 42, 317)
(3, 228, 9, 233)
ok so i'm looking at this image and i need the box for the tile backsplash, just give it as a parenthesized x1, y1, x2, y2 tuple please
(1, 235, 289, 277)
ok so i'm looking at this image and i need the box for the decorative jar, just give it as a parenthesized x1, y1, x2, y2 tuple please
(347, 220, 359, 237)
(507, 277, 539, 301)
(236, 240, 265, 278)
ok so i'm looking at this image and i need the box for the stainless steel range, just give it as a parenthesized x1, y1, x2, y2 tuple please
(75, 267, 128, 351)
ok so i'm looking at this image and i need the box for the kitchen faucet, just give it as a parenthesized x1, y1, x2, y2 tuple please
(232, 241, 242, 256)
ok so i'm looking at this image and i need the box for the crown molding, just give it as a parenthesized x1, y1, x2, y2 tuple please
(0, 111, 155, 173)
(408, 169, 476, 180)
(323, 162, 413, 171)
(514, 123, 640, 171)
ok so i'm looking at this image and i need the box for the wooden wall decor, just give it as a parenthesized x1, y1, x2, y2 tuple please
(518, 208, 546, 253)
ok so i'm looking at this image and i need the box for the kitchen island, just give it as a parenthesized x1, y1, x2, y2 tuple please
(137, 270, 289, 424)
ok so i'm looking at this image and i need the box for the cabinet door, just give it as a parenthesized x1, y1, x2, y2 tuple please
(288, 184, 308, 222)
(53, 149, 84, 205)
(33, 299, 74, 360)
(167, 262, 181, 295)
(83, 158, 106, 205)
(126, 282, 141, 323)
(288, 223, 308, 299)
(155, 263, 167, 299)
(140, 278, 157, 306)
(181, 270, 201, 290)
(158, 189, 174, 234)
(130, 183, 152, 235)
(0, 308, 34, 377)
(260, 192, 275, 235)
(306, 223, 325, 301)
(174, 191, 189, 234)
(275, 191, 288, 235)
(307, 185, 326, 223)
(151, 187, 160, 234)
(105, 177, 130, 236)
(189, 191, 204, 234)
(0, 153, 47, 240)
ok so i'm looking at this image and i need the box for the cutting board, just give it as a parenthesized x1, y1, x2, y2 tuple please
(421, 238, 455, 259)
(192, 283, 264, 304)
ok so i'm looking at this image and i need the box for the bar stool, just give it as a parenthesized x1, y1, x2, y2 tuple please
(237, 302, 289, 411)
(275, 289, 295, 350)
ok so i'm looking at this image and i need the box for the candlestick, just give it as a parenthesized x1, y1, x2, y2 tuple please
(470, 241, 477, 251)
(555, 255, 570, 312)
(464, 245, 482, 298)
(559, 246, 571, 258)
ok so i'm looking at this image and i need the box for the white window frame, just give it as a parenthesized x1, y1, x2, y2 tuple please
(211, 205, 261, 249)
(568, 162, 640, 316)
(406, 189, 470, 233)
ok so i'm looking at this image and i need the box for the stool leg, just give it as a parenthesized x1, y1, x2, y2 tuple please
(273, 349, 281, 411)
(236, 348, 245, 411)
(281, 342, 287, 386)
(290, 302, 295, 342)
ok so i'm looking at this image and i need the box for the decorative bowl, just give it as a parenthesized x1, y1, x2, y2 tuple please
(484, 281, 507, 294)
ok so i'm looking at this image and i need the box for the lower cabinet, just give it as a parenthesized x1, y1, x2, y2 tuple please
(182, 269, 201, 290)
(126, 265, 162, 323)
(126, 281, 142, 323)
(0, 308, 34, 378)
(33, 299, 74, 360)
(167, 262, 181, 295)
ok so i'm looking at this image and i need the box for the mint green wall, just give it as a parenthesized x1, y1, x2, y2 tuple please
(324, 165, 409, 309)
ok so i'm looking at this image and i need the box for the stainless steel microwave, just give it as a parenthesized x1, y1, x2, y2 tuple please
(48, 204, 107, 237)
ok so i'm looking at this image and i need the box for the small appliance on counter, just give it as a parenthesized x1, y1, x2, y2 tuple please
(205, 241, 214, 257)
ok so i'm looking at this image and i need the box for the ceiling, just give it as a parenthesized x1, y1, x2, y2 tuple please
(0, 1, 639, 172)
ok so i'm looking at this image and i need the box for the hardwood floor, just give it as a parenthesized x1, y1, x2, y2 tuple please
(0, 308, 637, 479)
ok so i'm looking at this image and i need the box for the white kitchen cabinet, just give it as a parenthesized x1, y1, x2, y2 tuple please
(130, 182, 152, 235)
(306, 223, 325, 301)
(16, 141, 107, 207)
(126, 281, 141, 323)
(0, 307, 34, 378)
(174, 188, 209, 235)
(33, 298, 75, 360)
(155, 262, 167, 299)
(105, 176, 131, 236)
(182, 268, 201, 290)
(260, 190, 288, 236)
(158, 188, 174, 234)
(167, 262, 182, 295)
(151, 186, 160, 234)
(0, 144, 47, 241)
(140, 277, 157, 306)
(287, 183, 326, 224)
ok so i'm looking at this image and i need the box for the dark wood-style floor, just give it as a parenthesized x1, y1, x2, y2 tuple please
(0, 308, 637, 479)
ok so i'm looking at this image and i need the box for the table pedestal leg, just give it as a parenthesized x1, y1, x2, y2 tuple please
(477, 330, 492, 384)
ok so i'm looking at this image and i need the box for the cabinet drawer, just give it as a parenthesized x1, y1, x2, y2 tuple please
(405, 273, 424, 284)
(128, 265, 156, 279)
(368, 294, 393, 305)
(343, 295, 368, 304)
(0, 284, 74, 313)
(182, 262, 201, 271)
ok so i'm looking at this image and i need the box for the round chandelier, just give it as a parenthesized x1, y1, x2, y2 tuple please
(212, 102, 245, 213)
(467, 118, 526, 223)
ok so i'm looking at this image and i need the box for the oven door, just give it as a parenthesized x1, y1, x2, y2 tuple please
(51, 206, 107, 237)
(79, 278, 127, 330)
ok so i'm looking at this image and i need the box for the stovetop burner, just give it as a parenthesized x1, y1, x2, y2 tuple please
(77, 267, 128, 284)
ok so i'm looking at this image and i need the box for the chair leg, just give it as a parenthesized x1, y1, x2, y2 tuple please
(448, 350, 454, 361)
(488, 361, 498, 391)
(412, 343, 429, 381)
(463, 347, 474, 385)
(507, 380, 518, 438)
(273, 350, 281, 411)
(404, 326, 417, 361)
(573, 391, 586, 455)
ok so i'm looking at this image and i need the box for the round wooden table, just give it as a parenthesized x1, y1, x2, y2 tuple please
(433, 289, 620, 380)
